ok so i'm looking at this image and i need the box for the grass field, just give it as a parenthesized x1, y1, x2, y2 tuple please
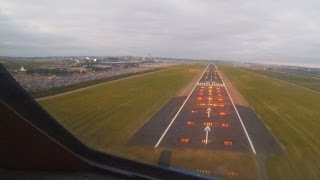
(249, 68, 320, 92)
(39, 63, 258, 179)
(39, 64, 205, 149)
(220, 64, 320, 179)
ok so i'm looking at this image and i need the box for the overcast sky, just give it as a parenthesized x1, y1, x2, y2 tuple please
(1, 0, 319, 66)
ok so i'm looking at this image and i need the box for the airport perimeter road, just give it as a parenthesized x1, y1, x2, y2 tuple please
(155, 64, 256, 153)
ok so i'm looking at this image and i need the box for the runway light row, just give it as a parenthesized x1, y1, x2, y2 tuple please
(206, 103, 224, 107)
(227, 171, 238, 177)
(201, 139, 212, 144)
(221, 123, 229, 127)
(197, 169, 211, 175)
(180, 138, 190, 143)
(224, 141, 233, 146)
(203, 122, 213, 126)
(179, 139, 234, 146)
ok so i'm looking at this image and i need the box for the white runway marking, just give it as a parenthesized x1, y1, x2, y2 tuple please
(154, 65, 209, 148)
(214, 64, 257, 154)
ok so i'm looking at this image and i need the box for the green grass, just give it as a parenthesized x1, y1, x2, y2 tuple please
(250, 68, 320, 92)
(39, 63, 259, 179)
(39, 64, 205, 149)
(220, 64, 320, 179)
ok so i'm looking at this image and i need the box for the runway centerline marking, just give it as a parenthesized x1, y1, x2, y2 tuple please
(154, 65, 209, 148)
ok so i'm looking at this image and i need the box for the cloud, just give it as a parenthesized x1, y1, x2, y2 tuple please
(0, 0, 319, 66)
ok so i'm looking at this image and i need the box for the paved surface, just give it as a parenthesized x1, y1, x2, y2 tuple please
(154, 64, 253, 152)
(128, 96, 186, 146)
(130, 63, 283, 155)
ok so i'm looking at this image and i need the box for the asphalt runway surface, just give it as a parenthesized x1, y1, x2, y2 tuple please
(129, 64, 283, 155)
(154, 64, 253, 152)
(128, 96, 186, 146)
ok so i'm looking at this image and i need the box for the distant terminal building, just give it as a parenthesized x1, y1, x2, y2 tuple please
(140, 57, 157, 63)
(100, 61, 140, 68)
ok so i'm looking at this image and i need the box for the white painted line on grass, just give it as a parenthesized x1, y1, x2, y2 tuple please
(214, 64, 257, 154)
(154, 65, 209, 148)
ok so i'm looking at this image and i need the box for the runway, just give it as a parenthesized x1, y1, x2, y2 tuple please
(153, 64, 254, 152)
(129, 63, 283, 155)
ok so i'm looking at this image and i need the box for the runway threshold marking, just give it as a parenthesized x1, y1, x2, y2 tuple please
(214, 64, 257, 154)
(154, 65, 209, 148)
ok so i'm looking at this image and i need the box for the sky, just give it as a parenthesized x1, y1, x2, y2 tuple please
(0, 0, 320, 67)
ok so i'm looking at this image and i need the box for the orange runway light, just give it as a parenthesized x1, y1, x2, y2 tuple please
(227, 171, 238, 177)
(199, 103, 206, 106)
(221, 123, 229, 127)
(199, 93, 204, 95)
(200, 89, 204, 92)
(201, 139, 212, 144)
(217, 90, 221, 93)
(187, 121, 195, 125)
(197, 97, 203, 100)
(200, 86, 205, 89)
(191, 110, 198, 114)
(180, 138, 190, 143)
(208, 86, 213, 89)
(203, 122, 213, 126)
(220, 112, 226, 116)
(216, 87, 220, 90)
(218, 98, 223, 101)
(218, 104, 224, 107)
(224, 141, 233, 146)
(218, 94, 222, 97)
